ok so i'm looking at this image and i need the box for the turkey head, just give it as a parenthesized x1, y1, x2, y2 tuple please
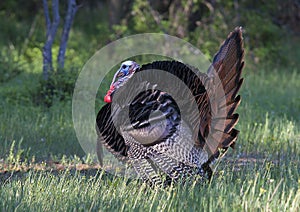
(104, 60, 140, 103)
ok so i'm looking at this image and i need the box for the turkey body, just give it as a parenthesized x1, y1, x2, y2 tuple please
(96, 27, 244, 186)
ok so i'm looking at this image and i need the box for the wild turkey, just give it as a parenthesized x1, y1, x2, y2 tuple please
(96, 27, 244, 186)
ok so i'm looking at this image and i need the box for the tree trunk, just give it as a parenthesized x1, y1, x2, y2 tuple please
(57, 0, 78, 71)
(42, 0, 60, 80)
(108, 0, 123, 27)
(108, 0, 132, 28)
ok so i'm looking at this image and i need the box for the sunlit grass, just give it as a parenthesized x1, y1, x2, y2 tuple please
(0, 161, 299, 211)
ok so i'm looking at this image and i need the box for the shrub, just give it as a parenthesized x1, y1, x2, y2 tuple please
(0, 48, 24, 82)
(34, 68, 79, 107)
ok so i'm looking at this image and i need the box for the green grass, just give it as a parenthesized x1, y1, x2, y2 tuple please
(0, 66, 299, 211)
(0, 162, 299, 211)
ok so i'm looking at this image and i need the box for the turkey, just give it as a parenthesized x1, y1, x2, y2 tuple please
(96, 27, 244, 186)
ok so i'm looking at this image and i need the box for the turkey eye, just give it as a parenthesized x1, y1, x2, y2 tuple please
(122, 65, 127, 69)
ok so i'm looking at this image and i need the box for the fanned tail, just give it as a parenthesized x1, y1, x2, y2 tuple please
(206, 27, 245, 160)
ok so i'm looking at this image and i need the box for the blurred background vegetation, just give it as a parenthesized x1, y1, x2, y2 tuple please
(0, 0, 299, 161)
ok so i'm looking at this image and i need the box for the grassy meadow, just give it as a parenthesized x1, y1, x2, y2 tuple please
(0, 2, 300, 211)
(0, 62, 299, 211)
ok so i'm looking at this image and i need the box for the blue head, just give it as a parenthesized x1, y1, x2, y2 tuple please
(104, 61, 140, 103)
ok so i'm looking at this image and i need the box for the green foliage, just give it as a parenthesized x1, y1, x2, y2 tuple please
(110, 0, 296, 67)
(0, 48, 24, 82)
(130, 0, 160, 33)
(34, 68, 79, 107)
(238, 2, 287, 65)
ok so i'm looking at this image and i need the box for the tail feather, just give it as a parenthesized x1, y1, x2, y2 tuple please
(206, 27, 244, 159)
(223, 62, 243, 94)
(212, 114, 239, 133)
(219, 95, 241, 116)
(225, 78, 243, 103)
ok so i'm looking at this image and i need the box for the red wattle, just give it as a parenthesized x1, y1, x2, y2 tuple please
(104, 85, 115, 103)
(104, 94, 112, 103)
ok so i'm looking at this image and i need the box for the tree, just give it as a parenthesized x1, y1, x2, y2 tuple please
(42, 0, 78, 80)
